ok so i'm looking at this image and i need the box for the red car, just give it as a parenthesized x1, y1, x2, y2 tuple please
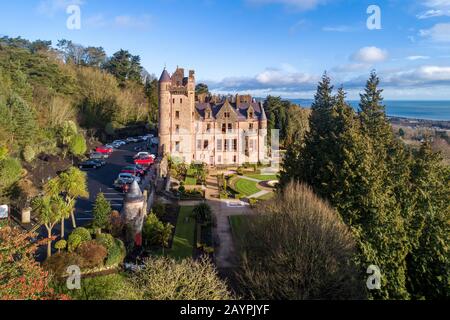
(96, 146, 113, 154)
(121, 165, 145, 177)
(134, 156, 154, 166)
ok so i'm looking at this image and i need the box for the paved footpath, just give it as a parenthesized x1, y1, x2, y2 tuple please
(205, 173, 253, 270)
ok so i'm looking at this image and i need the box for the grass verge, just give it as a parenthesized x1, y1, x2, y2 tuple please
(169, 206, 196, 260)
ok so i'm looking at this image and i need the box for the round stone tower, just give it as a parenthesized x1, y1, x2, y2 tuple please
(122, 181, 146, 246)
(158, 68, 172, 156)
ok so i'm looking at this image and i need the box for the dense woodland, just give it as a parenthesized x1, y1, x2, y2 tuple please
(276, 73, 449, 299)
(0, 36, 159, 205)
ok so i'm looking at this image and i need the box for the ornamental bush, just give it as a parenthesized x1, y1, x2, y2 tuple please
(68, 134, 87, 156)
(54, 240, 67, 252)
(67, 234, 82, 252)
(71, 227, 92, 243)
(105, 239, 126, 267)
(22, 145, 36, 163)
(142, 214, 164, 247)
(96, 233, 115, 250)
(129, 256, 231, 300)
(76, 240, 107, 268)
(43, 252, 85, 277)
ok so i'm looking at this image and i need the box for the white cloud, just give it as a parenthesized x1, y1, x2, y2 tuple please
(351, 47, 388, 64)
(85, 14, 107, 28)
(406, 55, 430, 61)
(37, 0, 83, 17)
(208, 65, 319, 92)
(415, 65, 450, 81)
(419, 23, 450, 42)
(322, 25, 353, 32)
(114, 15, 152, 29)
(246, 0, 327, 11)
(417, 0, 450, 19)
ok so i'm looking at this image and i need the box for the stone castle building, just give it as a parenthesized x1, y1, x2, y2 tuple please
(158, 67, 268, 166)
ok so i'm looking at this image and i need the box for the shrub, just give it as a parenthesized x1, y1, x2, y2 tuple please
(105, 239, 126, 267)
(92, 193, 112, 232)
(43, 252, 85, 277)
(129, 257, 232, 300)
(219, 191, 228, 200)
(22, 145, 36, 163)
(0, 157, 22, 193)
(71, 227, 92, 242)
(237, 167, 244, 175)
(54, 240, 67, 252)
(76, 240, 107, 268)
(152, 201, 166, 219)
(142, 214, 164, 247)
(67, 234, 82, 252)
(109, 210, 124, 237)
(248, 198, 258, 208)
(57, 274, 139, 300)
(193, 203, 213, 224)
(236, 182, 366, 300)
(68, 134, 87, 156)
(96, 233, 115, 250)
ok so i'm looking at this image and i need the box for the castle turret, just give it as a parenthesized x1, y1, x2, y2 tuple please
(122, 181, 146, 247)
(159, 69, 172, 156)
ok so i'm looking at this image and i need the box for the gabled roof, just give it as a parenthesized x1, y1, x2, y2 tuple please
(195, 100, 266, 121)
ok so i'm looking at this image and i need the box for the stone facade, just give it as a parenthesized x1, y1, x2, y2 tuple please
(158, 67, 268, 166)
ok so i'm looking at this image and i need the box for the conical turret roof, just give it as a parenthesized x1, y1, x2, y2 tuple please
(125, 181, 144, 203)
(159, 69, 171, 83)
(259, 102, 267, 121)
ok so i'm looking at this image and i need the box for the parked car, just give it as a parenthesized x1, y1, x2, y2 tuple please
(134, 156, 154, 166)
(96, 146, 113, 154)
(134, 152, 151, 159)
(113, 140, 126, 146)
(79, 160, 102, 170)
(114, 173, 140, 189)
(92, 159, 106, 167)
(126, 137, 139, 143)
(121, 165, 145, 177)
(90, 152, 109, 160)
(135, 164, 149, 174)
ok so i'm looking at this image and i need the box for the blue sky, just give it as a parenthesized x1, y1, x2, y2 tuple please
(1, 0, 450, 99)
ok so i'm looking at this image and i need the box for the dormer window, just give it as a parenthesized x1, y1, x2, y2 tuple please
(248, 106, 255, 119)
(206, 111, 211, 119)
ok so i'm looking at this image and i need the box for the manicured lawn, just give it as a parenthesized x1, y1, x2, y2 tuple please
(258, 192, 275, 201)
(229, 215, 252, 248)
(244, 174, 279, 181)
(234, 178, 261, 196)
(184, 176, 198, 186)
(169, 206, 196, 260)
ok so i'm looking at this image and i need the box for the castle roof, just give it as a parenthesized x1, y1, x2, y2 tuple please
(195, 100, 266, 121)
(159, 69, 171, 83)
(124, 181, 144, 203)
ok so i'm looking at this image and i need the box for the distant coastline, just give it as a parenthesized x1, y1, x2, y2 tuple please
(287, 99, 450, 122)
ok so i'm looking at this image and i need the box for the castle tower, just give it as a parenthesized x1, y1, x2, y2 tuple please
(158, 69, 172, 156)
(121, 181, 146, 247)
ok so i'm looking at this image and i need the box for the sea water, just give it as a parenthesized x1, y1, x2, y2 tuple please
(289, 99, 450, 121)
